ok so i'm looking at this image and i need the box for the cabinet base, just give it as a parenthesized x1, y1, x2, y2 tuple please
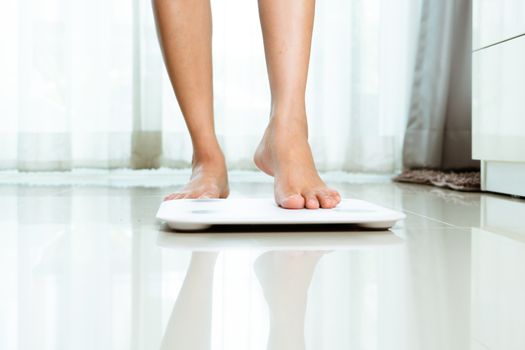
(482, 161, 525, 197)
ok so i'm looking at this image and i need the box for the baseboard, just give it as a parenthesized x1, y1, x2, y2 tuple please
(482, 160, 525, 197)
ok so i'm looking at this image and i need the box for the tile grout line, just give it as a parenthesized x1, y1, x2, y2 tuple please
(400, 208, 464, 229)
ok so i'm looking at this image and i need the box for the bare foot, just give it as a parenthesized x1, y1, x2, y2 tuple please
(164, 152, 229, 201)
(254, 113, 341, 209)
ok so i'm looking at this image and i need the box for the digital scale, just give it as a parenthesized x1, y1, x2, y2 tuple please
(156, 198, 406, 231)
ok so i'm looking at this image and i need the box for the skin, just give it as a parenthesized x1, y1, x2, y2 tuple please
(153, 0, 340, 209)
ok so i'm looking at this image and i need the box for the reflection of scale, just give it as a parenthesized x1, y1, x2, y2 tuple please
(156, 198, 406, 231)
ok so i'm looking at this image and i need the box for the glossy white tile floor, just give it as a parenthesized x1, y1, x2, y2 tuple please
(1, 171, 525, 350)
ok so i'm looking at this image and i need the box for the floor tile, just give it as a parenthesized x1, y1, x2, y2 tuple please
(1, 174, 525, 350)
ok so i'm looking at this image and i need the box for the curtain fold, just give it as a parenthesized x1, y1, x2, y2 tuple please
(0, 0, 419, 173)
(403, 0, 479, 170)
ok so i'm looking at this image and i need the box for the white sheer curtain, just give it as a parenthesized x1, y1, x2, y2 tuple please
(0, 0, 419, 173)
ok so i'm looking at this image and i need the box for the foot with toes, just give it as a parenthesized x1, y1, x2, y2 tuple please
(164, 114, 340, 210)
(254, 113, 341, 209)
(163, 153, 229, 201)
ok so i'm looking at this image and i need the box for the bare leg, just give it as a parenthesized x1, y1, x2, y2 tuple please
(254, 0, 341, 209)
(152, 0, 229, 200)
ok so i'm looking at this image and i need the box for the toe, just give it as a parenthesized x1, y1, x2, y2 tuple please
(304, 193, 320, 209)
(317, 192, 337, 209)
(279, 194, 305, 209)
(173, 193, 186, 200)
(164, 193, 181, 201)
(326, 189, 341, 205)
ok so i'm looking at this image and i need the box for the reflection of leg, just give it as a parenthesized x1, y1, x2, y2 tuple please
(160, 252, 219, 350)
(254, 251, 324, 350)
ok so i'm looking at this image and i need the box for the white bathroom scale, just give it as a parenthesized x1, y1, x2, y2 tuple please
(156, 198, 406, 231)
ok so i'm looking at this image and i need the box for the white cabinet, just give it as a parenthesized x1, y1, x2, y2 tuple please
(473, 1, 525, 197)
(473, 36, 525, 162)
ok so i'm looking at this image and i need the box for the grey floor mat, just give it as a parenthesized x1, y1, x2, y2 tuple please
(393, 169, 481, 192)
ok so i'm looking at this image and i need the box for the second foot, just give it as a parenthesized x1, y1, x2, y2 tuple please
(254, 115, 341, 209)
(164, 158, 229, 201)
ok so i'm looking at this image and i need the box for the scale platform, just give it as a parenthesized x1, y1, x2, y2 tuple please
(156, 198, 406, 231)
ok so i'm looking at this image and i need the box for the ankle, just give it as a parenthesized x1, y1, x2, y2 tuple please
(270, 94, 306, 113)
(191, 148, 225, 170)
(268, 113, 308, 138)
(269, 100, 307, 126)
(270, 103, 306, 120)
